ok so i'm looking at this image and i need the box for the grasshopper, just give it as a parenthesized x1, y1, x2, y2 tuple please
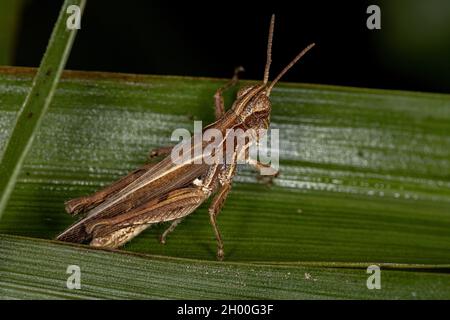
(56, 15, 315, 260)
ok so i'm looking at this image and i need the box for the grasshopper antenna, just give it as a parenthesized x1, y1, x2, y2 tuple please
(263, 14, 275, 85)
(266, 42, 316, 96)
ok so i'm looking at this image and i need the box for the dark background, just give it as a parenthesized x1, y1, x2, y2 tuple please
(6, 0, 450, 93)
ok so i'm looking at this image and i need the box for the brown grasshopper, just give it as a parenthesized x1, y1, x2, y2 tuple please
(56, 15, 315, 260)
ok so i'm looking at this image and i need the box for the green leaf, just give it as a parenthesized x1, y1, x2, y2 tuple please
(0, 67, 449, 299)
(0, 0, 85, 217)
(1, 234, 449, 299)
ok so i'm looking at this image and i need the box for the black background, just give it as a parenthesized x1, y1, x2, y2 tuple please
(0, 299, 442, 317)
(11, 0, 450, 93)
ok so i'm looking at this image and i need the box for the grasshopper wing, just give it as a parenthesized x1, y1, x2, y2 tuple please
(57, 186, 209, 247)
(57, 135, 213, 244)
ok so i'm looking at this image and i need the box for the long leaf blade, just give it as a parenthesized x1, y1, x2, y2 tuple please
(0, 0, 85, 217)
(1, 235, 449, 299)
(0, 68, 448, 265)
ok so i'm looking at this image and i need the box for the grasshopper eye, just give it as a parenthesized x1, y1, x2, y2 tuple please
(237, 85, 255, 98)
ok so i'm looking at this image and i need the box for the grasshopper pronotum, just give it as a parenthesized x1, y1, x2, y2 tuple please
(57, 15, 315, 260)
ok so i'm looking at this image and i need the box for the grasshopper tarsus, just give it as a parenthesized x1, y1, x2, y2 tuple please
(159, 217, 184, 244)
(231, 66, 245, 83)
(217, 248, 224, 261)
(256, 174, 277, 187)
(249, 158, 279, 186)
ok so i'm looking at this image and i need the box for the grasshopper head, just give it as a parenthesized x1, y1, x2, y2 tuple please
(232, 15, 315, 130)
(233, 84, 271, 130)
